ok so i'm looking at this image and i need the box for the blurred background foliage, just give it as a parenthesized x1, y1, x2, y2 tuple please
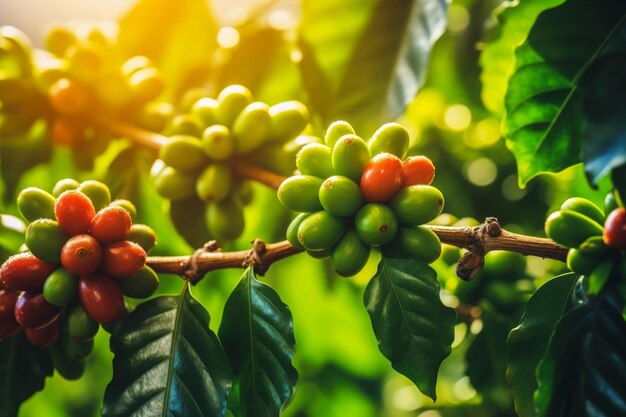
(0, 0, 613, 416)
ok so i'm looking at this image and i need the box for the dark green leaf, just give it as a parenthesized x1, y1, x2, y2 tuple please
(503, 0, 626, 186)
(479, 0, 564, 114)
(102, 285, 232, 417)
(299, 0, 449, 133)
(363, 256, 456, 400)
(0, 334, 53, 417)
(535, 283, 626, 417)
(218, 268, 297, 417)
(506, 273, 578, 417)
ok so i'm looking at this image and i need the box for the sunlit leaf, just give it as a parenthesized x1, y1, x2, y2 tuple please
(218, 268, 297, 417)
(503, 0, 626, 186)
(299, 0, 449, 134)
(363, 256, 456, 400)
(102, 285, 232, 417)
(506, 273, 578, 417)
(0, 334, 53, 417)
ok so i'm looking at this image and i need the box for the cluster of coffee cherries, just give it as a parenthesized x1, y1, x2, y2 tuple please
(0, 179, 158, 379)
(152, 84, 309, 241)
(545, 190, 626, 291)
(278, 121, 444, 276)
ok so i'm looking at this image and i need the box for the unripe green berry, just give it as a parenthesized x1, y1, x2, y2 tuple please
(202, 125, 235, 160)
(324, 121, 355, 149)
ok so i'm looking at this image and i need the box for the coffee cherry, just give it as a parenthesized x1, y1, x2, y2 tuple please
(25, 219, 68, 263)
(332, 134, 371, 183)
(60, 234, 102, 276)
(1, 252, 58, 292)
(166, 114, 204, 137)
(389, 185, 444, 226)
(50, 118, 84, 146)
(118, 266, 159, 299)
(65, 303, 98, 341)
(45, 25, 77, 56)
(604, 190, 619, 214)
(62, 333, 94, 360)
(306, 248, 332, 260)
(560, 197, 605, 225)
(153, 166, 197, 201)
(79, 273, 125, 323)
(368, 123, 409, 159)
(401, 156, 435, 187)
(126, 224, 157, 253)
(603, 208, 626, 249)
(206, 196, 245, 241)
(51, 343, 86, 380)
(55, 190, 96, 236)
(296, 143, 335, 179)
(324, 121, 355, 149)
(52, 178, 81, 197)
(355, 203, 398, 246)
(17, 187, 56, 222)
(387, 226, 442, 264)
(545, 210, 604, 248)
(278, 175, 324, 213)
(160, 135, 209, 173)
(331, 229, 371, 277)
(269, 101, 309, 142)
(191, 97, 219, 126)
(90, 207, 132, 244)
(43, 268, 78, 307)
(49, 78, 92, 116)
(297, 211, 347, 251)
(77, 180, 111, 212)
(0, 289, 20, 321)
(14, 292, 62, 329)
(202, 125, 235, 161)
(129, 67, 165, 103)
(108, 199, 137, 221)
(233, 102, 271, 153)
(102, 241, 146, 277)
(566, 248, 602, 276)
(25, 315, 61, 346)
(196, 163, 232, 203)
(360, 153, 403, 203)
(319, 176, 363, 216)
(287, 213, 309, 249)
(216, 84, 253, 126)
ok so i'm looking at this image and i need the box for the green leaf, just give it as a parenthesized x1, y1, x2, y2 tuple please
(363, 256, 456, 400)
(102, 285, 232, 417)
(503, 0, 626, 186)
(299, 0, 449, 133)
(218, 268, 297, 417)
(506, 273, 578, 417)
(0, 334, 53, 417)
(479, 0, 564, 114)
(118, 0, 218, 100)
(535, 283, 626, 417)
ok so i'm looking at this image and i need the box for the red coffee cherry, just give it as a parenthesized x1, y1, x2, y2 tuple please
(25, 315, 61, 346)
(14, 292, 63, 329)
(102, 241, 146, 277)
(603, 207, 626, 249)
(61, 235, 103, 277)
(49, 78, 93, 116)
(0, 252, 58, 292)
(55, 191, 96, 236)
(401, 155, 435, 187)
(360, 153, 403, 203)
(90, 207, 132, 244)
(79, 274, 125, 323)
(0, 289, 20, 321)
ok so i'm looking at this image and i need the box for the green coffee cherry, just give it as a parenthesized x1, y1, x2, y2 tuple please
(129, 67, 165, 103)
(545, 210, 604, 248)
(319, 175, 363, 216)
(166, 114, 204, 137)
(118, 266, 159, 298)
(296, 143, 334, 179)
(233, 180, 254, 206)
(332, 134, 371, 183)
(45, 26, 77, 57)
(52, 343, 85, 380)
(109, 199, 137, 221)
(216, 84, 253, 126)
(560, 197, 605, 225)
(192, 97, 219, 126)
(331, 229, 371, 276)
(17, 187, 56, 222)
(566, 248, 601, 276)
(52, 178, 80, 198)
(43, 268, 78, 307)
(249, 143, 298, 176)
(202, 125, 235, 160)
(25, 219, 68, 263)
(430, 213, 458, 226)
(269, 101, 309, 142)
(63, 334, 94, 360)
(578, 236, 611, 258)
(78, 180, 111, 211)
(388, 226, 442, 264)
(355, 203, 398, 246)
(481, 251, 527, 282)
(389, 185, 444, 226)
(604, 190, 619, 214)
(66, 303, 99, 341)
(196, 163, 231, 203)
(307, 248, 332, 260)
(126, 224, 157, 253)
(160, 135, 209, 173)
(233, 102, 271, 154)
(153, 166, 197, 201)
(298, 211, 347, 251)
(65, 43, 105, 83)
(287, 213, 309, 249)
(206, 196, 245, 241)
(324, 121, 355, 149)
(453, 217, 481, 227)
(278, 175, 324, 212)
(440, 245, 462, 265)
(137, 102, 174, 132)
(368, 123, 409, 159)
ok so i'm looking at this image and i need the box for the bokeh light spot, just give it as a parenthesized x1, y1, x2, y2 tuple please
(444, 104, 472, 131)
(217, 26, 240, 49)
(464, 158, 497, 186)
(448, 4, 470, 32)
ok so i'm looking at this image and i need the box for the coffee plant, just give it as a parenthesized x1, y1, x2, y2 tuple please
(0, 0, 624, 416)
